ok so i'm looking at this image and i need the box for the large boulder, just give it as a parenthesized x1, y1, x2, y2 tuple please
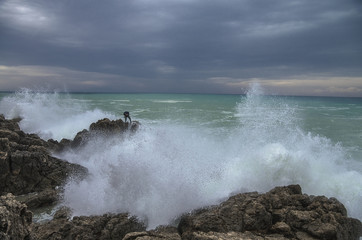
(0, 193, 32, 240)
(178, 185, 362, 240)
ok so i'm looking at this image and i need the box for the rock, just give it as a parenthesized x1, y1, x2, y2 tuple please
(89, 118, 125, 133)
(0, 115, 21, 131)
(181, 231, 289, 240)
(0, 116, 88, 196)
(49, 118, 140, 151)
(0, 193, 32, 240)
(1, 149, 87, 195)
(178, 185, 362, 240)
(177, 191, 262, 234)
(122, 226, 181, 240)
(17, 189, 58, 209)
(31, 212, 146, 240)
(270, 221, 292, 235)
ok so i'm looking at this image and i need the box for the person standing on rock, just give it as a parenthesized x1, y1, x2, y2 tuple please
(123, 111, 132, 123)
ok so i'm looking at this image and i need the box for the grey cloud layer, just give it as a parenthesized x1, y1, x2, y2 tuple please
(0, 0, 361, 95)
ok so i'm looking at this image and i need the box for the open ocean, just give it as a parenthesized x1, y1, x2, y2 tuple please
(0, 85, 361, 228)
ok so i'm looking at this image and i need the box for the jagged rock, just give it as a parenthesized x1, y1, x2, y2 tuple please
(181, 231, 289, 240)
(122, 226, 181, 240)
(0, 193, 32, 240)
(0, 148, 87, 195)
(89, 118, 125, 133)
(31, 210, 146, 240)
(0, 115, 88, 196)
(0, 115, 21, 131)
(48, 118, 140, 151)
(178, 185, 362, 240)
(17, 189, 58, 209)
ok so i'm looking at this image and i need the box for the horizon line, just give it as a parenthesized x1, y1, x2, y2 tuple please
(0, 90, 361, 99)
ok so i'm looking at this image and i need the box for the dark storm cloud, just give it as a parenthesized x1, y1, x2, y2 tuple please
(0, 0, 362, 96)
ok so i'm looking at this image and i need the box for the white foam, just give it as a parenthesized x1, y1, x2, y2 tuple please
(60, 115, 362, 228)
(59, 84, 362, 228)
(60, 125, 224, 228)
(1, 87, 361, 229)
(152, 100, 192, 103)
(0, 89, 115, 140)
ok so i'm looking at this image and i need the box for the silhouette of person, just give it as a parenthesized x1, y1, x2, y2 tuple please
(123, 111, 131, 123)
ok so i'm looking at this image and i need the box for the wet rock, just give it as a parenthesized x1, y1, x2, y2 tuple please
(17, 189, 58, 209)
(89, 118, 125, 133)
(31, 211, 146, 240)
(0, 116, 88, 196)
(49, 118, 140, 151)
(0, 115, 21, 131)
(178, 185, 362, 240)
(181, 231, 289, 240)
(1, 149, 87, 195)
(0, 193, 32, 240)
(122, 226, 181, 240)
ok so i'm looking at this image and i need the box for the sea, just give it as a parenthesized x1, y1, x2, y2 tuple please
(0, 84, 361, 229)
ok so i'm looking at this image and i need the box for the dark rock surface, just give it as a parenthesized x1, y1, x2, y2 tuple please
(0, 193, 32, 240)
(31, 207, 146, 240)
(178, 185, 362, 240)
(122, 226, 181, 240)
(1, 182, 361, 239)
(0, 115, 87, 196)
(17, 189, 58, 209)
(47, 118, 139, 152)
(26, 185, 362, 239)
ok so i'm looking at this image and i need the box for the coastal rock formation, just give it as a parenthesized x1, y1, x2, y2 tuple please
(0, 115, 87, 196)
(0, 193, 32, 240)
(178, 185, 362, 240)
(18, 189, 59, 209)
(31, 207, 146, 240)
(27, 185, 362, 239)
(48, 118, 140, 151)
(122, 226, 181, 240)
(1, 182, 361, 239)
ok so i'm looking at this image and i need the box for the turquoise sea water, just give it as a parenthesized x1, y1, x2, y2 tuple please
(0, 87, 361, 228)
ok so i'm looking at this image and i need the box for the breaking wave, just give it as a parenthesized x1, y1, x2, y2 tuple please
(1, 86, 361, 229)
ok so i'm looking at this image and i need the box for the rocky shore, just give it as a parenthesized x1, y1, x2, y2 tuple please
(0, 115, 361, 239)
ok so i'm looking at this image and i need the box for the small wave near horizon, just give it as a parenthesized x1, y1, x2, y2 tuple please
(0, 86, 361, 229)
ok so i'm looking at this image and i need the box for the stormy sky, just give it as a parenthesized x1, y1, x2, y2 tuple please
(0, 0, 361, 97)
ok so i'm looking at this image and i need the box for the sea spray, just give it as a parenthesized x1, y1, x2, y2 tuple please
(59, 125, 227, 228)
(222, 84, 362, 220)
(0, 88, 361, 228)
(60, 85, 361, 228)
(0, 89, 116, 140)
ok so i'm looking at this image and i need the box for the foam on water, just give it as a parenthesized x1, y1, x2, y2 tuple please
(152, 100, 193, 103)
(0, 87, 361, 229)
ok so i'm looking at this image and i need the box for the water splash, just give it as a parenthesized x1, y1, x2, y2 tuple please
(1, 87, 361, 228)
(0, 89, 115, 140)
(60, 84, 361, 228)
